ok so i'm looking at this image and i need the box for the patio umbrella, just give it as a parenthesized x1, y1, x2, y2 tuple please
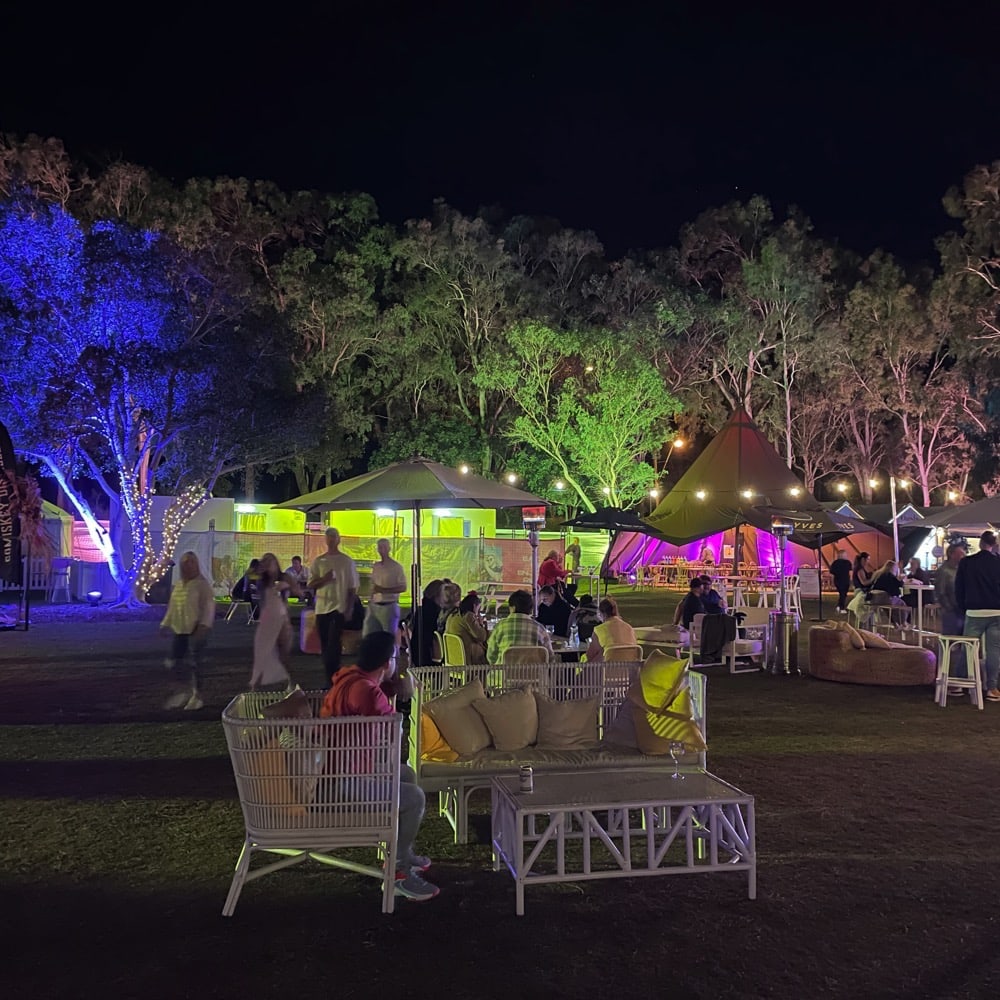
(919, 496, 1000, 530)
(274, 458, 547, 655)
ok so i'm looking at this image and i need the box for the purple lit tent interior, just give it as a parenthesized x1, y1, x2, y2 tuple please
(618, 410, 877, 603)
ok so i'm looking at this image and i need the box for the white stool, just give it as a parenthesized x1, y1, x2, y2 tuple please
(935, 635, 984, 710)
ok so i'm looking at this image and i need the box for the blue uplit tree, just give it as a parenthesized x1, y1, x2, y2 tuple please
(0, 193, 236, 602)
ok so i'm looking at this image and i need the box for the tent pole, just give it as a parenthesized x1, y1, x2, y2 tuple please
(815, 532, 824, 621)
(410, 502, 422, 662)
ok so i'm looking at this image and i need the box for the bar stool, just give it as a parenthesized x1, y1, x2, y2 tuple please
(934, 635, 984, 710)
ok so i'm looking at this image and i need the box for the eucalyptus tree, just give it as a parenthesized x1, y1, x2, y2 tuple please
(475, 323, 681, 511)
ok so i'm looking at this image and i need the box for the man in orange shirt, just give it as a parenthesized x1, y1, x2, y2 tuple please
(321, 631, 439, 901)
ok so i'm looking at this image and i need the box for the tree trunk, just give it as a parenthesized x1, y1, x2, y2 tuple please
(244, 464, 255, 503)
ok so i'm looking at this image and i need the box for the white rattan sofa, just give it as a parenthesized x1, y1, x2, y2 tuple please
(408, 662, 708, 843)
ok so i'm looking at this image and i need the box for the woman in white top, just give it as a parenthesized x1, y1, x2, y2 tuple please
(585, 597, 637, 663)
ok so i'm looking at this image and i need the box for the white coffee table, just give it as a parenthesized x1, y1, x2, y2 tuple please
(491, 768, 756, 915)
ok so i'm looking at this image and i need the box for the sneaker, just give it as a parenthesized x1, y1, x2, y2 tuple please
(986, 689, 1000, 702)
(408, 854, 432, 872)
(394, 870, 440, 901)
(183, 693, 204, 711)
(947, 686, 966, 697)
(163, 691, 189, 709)
(164, 658, 176, 670)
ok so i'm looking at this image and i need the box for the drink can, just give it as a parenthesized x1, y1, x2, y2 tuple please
(519, 764, 534, 793)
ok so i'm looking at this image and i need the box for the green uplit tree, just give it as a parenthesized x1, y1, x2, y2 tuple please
(476, 324, 681, 511)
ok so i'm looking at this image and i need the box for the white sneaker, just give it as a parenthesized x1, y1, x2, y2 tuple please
(163, 691, 189, 709)
(164, 658, 176, 670)
(183, 693, 204, 711)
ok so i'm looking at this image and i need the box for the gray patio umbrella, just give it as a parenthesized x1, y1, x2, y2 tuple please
(274, 458, 547, 645)
(919, 496, 1000, 530)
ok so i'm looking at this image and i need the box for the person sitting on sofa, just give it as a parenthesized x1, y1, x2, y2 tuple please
(586, 597, 637, 663)
(321, 631, 438, 902)
(673, 578, 706, 628)
(699, 575, 727, 614)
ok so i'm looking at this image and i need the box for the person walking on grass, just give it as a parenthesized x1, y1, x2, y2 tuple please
(321, 630, 439, 902)
(161, 551, 215, 710)
(309, 527, 359, 684)
(956, 530, 1000, 702)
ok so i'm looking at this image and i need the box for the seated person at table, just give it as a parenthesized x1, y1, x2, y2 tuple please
(445, 593, 488, 663)
(320, 631, 439, 902)
(902, 557, 929, 610)
(585, 597, 637, 662)
(487, 590, 554, 664)
(699, 574, 727, 614)
(569, 594, 602, 642)
(284, 555, 309, 588)
(536, 584, 572, 638)
(673, 578, 706, 628)
(870, 560, 909, 624)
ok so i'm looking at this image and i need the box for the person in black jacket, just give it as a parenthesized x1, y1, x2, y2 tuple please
(830, 549, 853, 613)
(955, 530, 1000, 702)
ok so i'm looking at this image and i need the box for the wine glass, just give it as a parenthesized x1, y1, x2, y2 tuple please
(668, 740, 686, 780)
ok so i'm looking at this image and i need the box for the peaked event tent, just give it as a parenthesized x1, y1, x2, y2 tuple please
(274, 457, 547, 605)
(644, 409, 864, 553)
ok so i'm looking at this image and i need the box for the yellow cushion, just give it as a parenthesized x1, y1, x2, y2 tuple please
(614, 651, 707, 756)
(244, 738, 307, 818)
(858, 628, 892, 649)
(472, 688, 539, 751)
(633, 649, 688, 711)
(419, 711, 459, 763)
(633, 687, 707, 755)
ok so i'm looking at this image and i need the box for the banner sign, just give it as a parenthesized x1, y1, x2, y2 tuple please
(0, 420, 18, 583)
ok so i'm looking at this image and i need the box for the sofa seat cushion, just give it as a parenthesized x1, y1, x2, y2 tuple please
(808, 626, 936, 686)
(418, 743, 671, 780)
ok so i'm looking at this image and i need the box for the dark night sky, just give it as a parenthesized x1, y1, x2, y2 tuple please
(4, 1, 1000, 262)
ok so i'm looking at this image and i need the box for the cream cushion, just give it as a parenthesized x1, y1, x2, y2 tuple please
(534, 693, 599, 748)
(839, 620, 865, 650)
(423, 679, 492, 754)
(858, 628, 892, 649)
(472, 688, 539, 751)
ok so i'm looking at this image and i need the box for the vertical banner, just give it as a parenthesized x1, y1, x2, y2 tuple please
(0, 420, 19, 583)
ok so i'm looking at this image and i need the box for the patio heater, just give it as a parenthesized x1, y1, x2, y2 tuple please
(767, 516, 801, 676)
(522, 505, 546, 615)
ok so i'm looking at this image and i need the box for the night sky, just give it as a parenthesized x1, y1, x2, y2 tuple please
(4, 1, 1000, 262)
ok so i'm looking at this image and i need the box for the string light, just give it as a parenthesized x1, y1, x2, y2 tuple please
(459, 464, 470, 474)
(649, 489, 659, 498)
(506, 472, 518, 484)
(741, 489, 754, 499)
(789, 487, 801, 497)
(837, 483, 847, 494)
(554, 480, 565, 490)
(695, 490, 707, 500)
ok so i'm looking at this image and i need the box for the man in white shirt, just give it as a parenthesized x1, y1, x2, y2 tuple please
(364, 538, 407, 639)
(308, 527, 360, 683)
(160, 551, 216, 710)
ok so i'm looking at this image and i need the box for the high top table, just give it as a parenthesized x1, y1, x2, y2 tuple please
(491, 768, 756, 915)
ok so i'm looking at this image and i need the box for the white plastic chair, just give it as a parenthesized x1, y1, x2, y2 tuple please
(221, 690, 402, 915)
(46, 557, 72, 603)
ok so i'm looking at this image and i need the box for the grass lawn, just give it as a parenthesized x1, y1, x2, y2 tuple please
(1, 589, 999, 999)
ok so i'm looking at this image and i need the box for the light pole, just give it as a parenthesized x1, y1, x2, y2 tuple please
(869, 475, 908, 565)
